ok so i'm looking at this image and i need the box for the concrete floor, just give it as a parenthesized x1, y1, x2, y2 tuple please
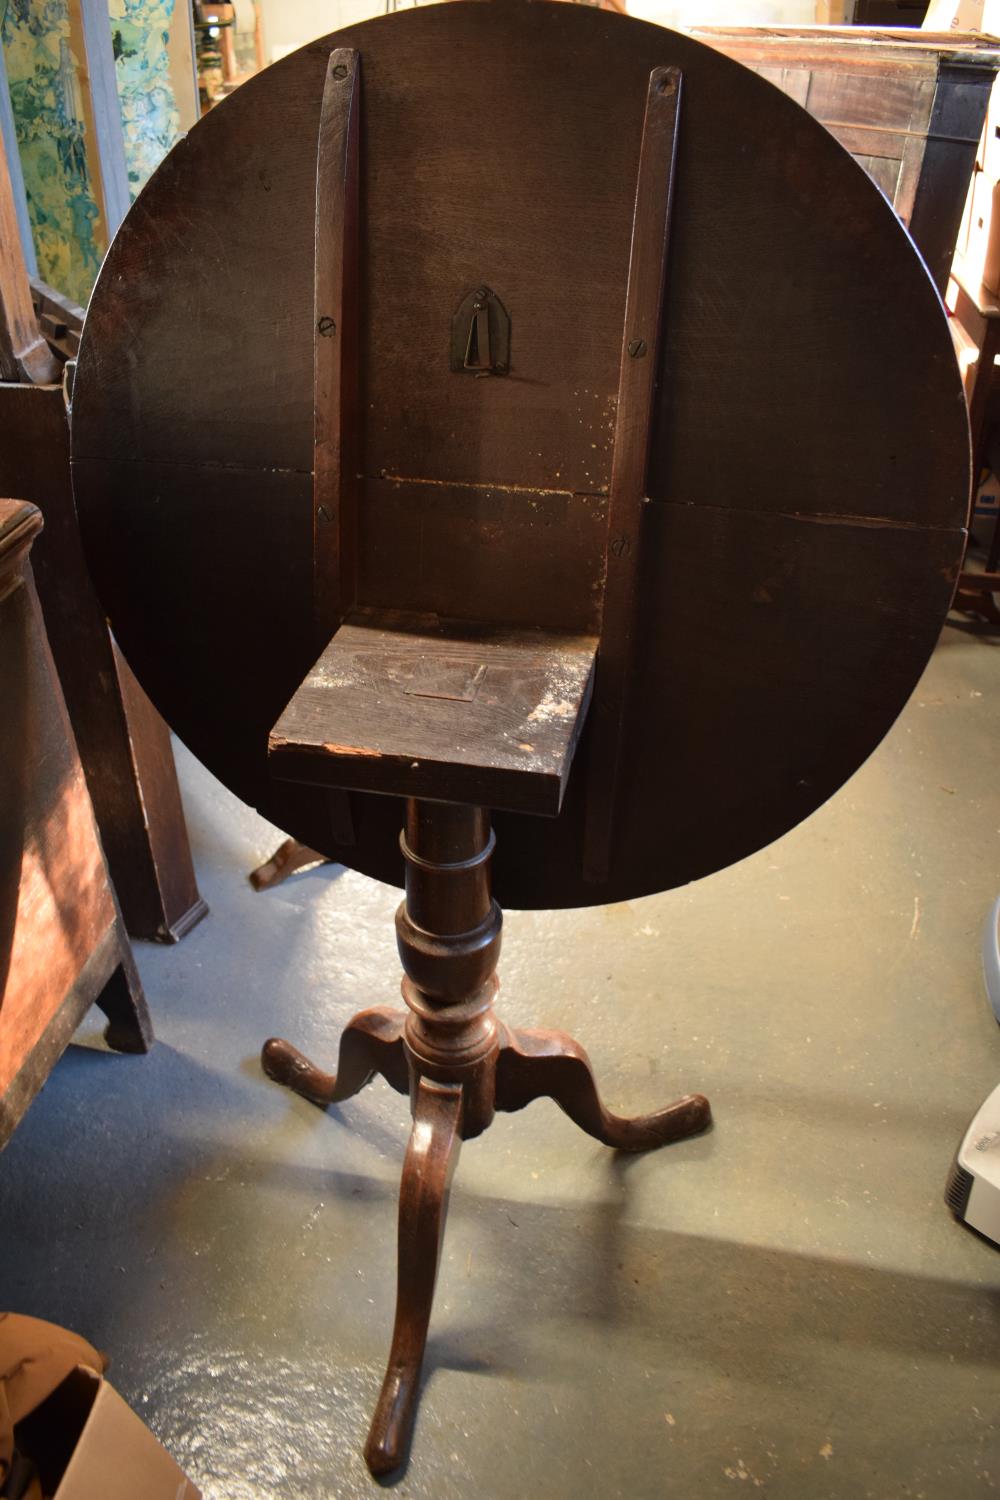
(3, 617, 1000, 1498)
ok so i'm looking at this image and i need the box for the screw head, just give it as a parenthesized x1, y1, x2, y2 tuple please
(628, 339, 647, 358)
(317, 316, 336, 337)
(317, 505, 333, 524)
(331, 63, 348, 79)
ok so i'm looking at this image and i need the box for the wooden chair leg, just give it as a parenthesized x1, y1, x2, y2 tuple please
(495, 1026, 710, 1151)
(248, 837, 331, 891)
(261, 1005, 408, 1107)
(365, 1078, 463, 1476)
(95, 948, 153, 1054)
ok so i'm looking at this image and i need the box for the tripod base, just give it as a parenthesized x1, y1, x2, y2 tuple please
(262, 1007, 709, 1474)
(259, 796, 708, 1473)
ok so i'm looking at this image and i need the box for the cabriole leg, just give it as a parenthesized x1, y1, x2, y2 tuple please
(495, 1026, 710, 1151)
(261, 1005, 408, 1107)
(365, 1076, 463, 1475)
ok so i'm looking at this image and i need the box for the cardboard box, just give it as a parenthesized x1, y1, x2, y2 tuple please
(964, 168, 1000, 293)
(15, 1366, 201, 1499)
(923, 0, 1000, 33)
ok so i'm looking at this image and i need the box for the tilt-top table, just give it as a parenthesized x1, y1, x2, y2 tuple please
(68, 0, 969, 1474)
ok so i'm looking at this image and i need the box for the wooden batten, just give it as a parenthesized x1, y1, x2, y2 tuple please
(583, 65, 682, 883)
(313, 47, 362, 645)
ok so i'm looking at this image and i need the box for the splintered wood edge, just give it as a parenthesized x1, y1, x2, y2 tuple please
(266, 737, 572, 816)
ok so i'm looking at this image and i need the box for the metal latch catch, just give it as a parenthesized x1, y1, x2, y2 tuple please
(450, 285, 510, 376)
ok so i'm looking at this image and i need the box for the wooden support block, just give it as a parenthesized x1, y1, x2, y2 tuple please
(269, 611, 597, 816)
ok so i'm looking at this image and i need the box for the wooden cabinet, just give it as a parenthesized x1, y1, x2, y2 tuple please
(695, 26, 1000, 294)
(0, 499, 152, 1146)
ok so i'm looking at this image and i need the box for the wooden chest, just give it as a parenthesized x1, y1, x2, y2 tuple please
(694, 26, 1000, 293)
(0, 499, 151, 1145)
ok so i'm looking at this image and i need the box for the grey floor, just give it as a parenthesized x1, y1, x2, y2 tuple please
(4, 617, 1000, 1498)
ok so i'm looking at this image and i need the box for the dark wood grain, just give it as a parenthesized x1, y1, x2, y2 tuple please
(269, 611, 597, 815)
(584, 64, 680, 881)
(313, 48, 361, 643)
(1, 383, 206, 941)
(71, 0, 970, 909)
(359, 476, 608, 635)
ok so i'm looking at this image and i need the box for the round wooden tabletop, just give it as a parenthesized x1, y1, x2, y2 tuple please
(71, 0, 970, 910)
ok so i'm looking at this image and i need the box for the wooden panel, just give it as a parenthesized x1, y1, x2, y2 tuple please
(691, 26, 1000, 66)
(825, 123, 909, 160)
(852, 152, 903, 203)
(71, 449, 321, 837)
(0, 927, 116, 1141)
(895, 131, 927, 226)
(359, 477, 607, 635)
(270, 612, 597, 816)
(0, 506, 114, 1098)
(756, 63, 810, 107)
(805, 69, 935, 133)
(71, 3, 972, 910)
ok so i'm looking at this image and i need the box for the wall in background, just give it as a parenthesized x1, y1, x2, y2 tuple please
(257, 0, 384, 62)
(257, 0, 850, 63)
(628, 0, 846, 23)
